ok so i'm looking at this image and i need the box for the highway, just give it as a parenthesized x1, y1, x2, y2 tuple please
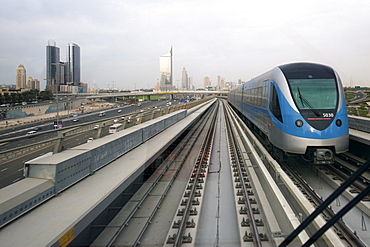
(0, 98, 178, 189)
(347, 90, 368, 104)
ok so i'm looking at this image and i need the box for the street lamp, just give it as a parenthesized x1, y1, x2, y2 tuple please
(45, 62, 62, 129)
(134, 83, 137, 111)
(44, 78, 59, 129)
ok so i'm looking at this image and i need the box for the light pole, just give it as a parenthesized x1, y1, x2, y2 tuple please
(43, 78, 59, 128)
(50, 62, 62, 128)
(134, 83, 137, 110)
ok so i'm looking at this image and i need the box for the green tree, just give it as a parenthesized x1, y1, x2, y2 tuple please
(39, 90, 53, 101)
(10, 93, 18, 103)
(3, 93, 10, 104)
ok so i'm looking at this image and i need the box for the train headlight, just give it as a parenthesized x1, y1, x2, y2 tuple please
(295, 119, 303, 127)
(336, 119, 342, 127)
(315, 149, 333, 162)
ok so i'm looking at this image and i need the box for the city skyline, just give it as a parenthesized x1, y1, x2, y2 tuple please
(1, 0, 370, 90)
(46, 40, 82, 93)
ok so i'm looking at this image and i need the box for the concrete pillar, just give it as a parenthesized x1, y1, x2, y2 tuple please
(95, 127, 103, 139)
(54, 131, 65, 153)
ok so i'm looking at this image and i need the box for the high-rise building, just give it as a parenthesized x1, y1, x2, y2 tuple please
(66, 43, 80, 85)
(217, 76, 225, 90)
(27, 77, 40, 90)
(46, 40, 83, 93)
(204, 77, 211, 89)
(159, 47, 174, 91)
(16, 64, 27, 89)
(46, 40, 61, 93)
(189, 76, 194, 90)
(181, 67, 189, 90)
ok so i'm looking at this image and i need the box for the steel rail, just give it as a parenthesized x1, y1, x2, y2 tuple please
(223, 101, 262, 247)
(280, 162, 367, 247)
(105, 102, 217, 247)
(173, 103, 218, 246)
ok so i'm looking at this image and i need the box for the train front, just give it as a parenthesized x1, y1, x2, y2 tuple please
(275, 63, 349, 164)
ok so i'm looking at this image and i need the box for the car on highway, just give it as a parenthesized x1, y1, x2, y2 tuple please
(118, 109, 122, 113)
(87, 137, 94, 143)
(113, 119, 119, 123)
(94, 124, 100, 129)
(26, 130, 37, 136)
(72, 118, 79, 122)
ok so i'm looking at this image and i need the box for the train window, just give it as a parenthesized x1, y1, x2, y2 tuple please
(288, 78, 337, 110)
(269, 84, 283, 122)
(257, 87, 262, 107)
(262, 86, 268, 107)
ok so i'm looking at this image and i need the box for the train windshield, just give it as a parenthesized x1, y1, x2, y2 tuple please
(288, 78, 337, 110)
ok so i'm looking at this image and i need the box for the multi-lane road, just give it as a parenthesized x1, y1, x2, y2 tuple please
(0, 99, 178, 188)
(347, 90, 368, 104)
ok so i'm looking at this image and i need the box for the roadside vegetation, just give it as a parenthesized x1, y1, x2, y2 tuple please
(0, 89, 53, 105)
(345, 88, 369, 117)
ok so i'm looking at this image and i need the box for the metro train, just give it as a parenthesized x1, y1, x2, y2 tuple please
(228, 62, 349, 164)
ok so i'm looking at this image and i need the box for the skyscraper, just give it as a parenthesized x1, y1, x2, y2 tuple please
(217, 76, 225, 90)
(66, 43, 80, 85)
(181, 67, 188, 90)
(204, 77, 211, 89)
(46, 40, 61, 93)
(159, 47, 173, 91)
(16, 64, 26, 89)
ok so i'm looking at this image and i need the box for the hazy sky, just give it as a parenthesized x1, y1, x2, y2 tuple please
(1, 0, 370, 90)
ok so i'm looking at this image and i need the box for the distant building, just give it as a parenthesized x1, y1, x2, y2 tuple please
(203, 76, 211, 89)
(0, 84, 16, 91)
(46, 40, 83, 93)
(159, 47, 174, 91)
(46, 40, 62, 93)
(16, 64, 26, 89)
(78, 82, 88, 93)
(189, 77, 194, 90)
(217, 76, 225, 91)
(66, 43, 81, 85)
(181, 67, 189, 90)
(27, 77, 40, 90)
(60, 85, 78, 94)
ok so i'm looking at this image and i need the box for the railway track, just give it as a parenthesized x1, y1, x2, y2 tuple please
(165, 101, 218, 246)
(224, 102, 267, 246)
(282, 162, 365, 246)
(335, 153, 370, 185)
(94, 98, 365, 246)
(92, 101, 218, 246)
(225, 99, 358, 246)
